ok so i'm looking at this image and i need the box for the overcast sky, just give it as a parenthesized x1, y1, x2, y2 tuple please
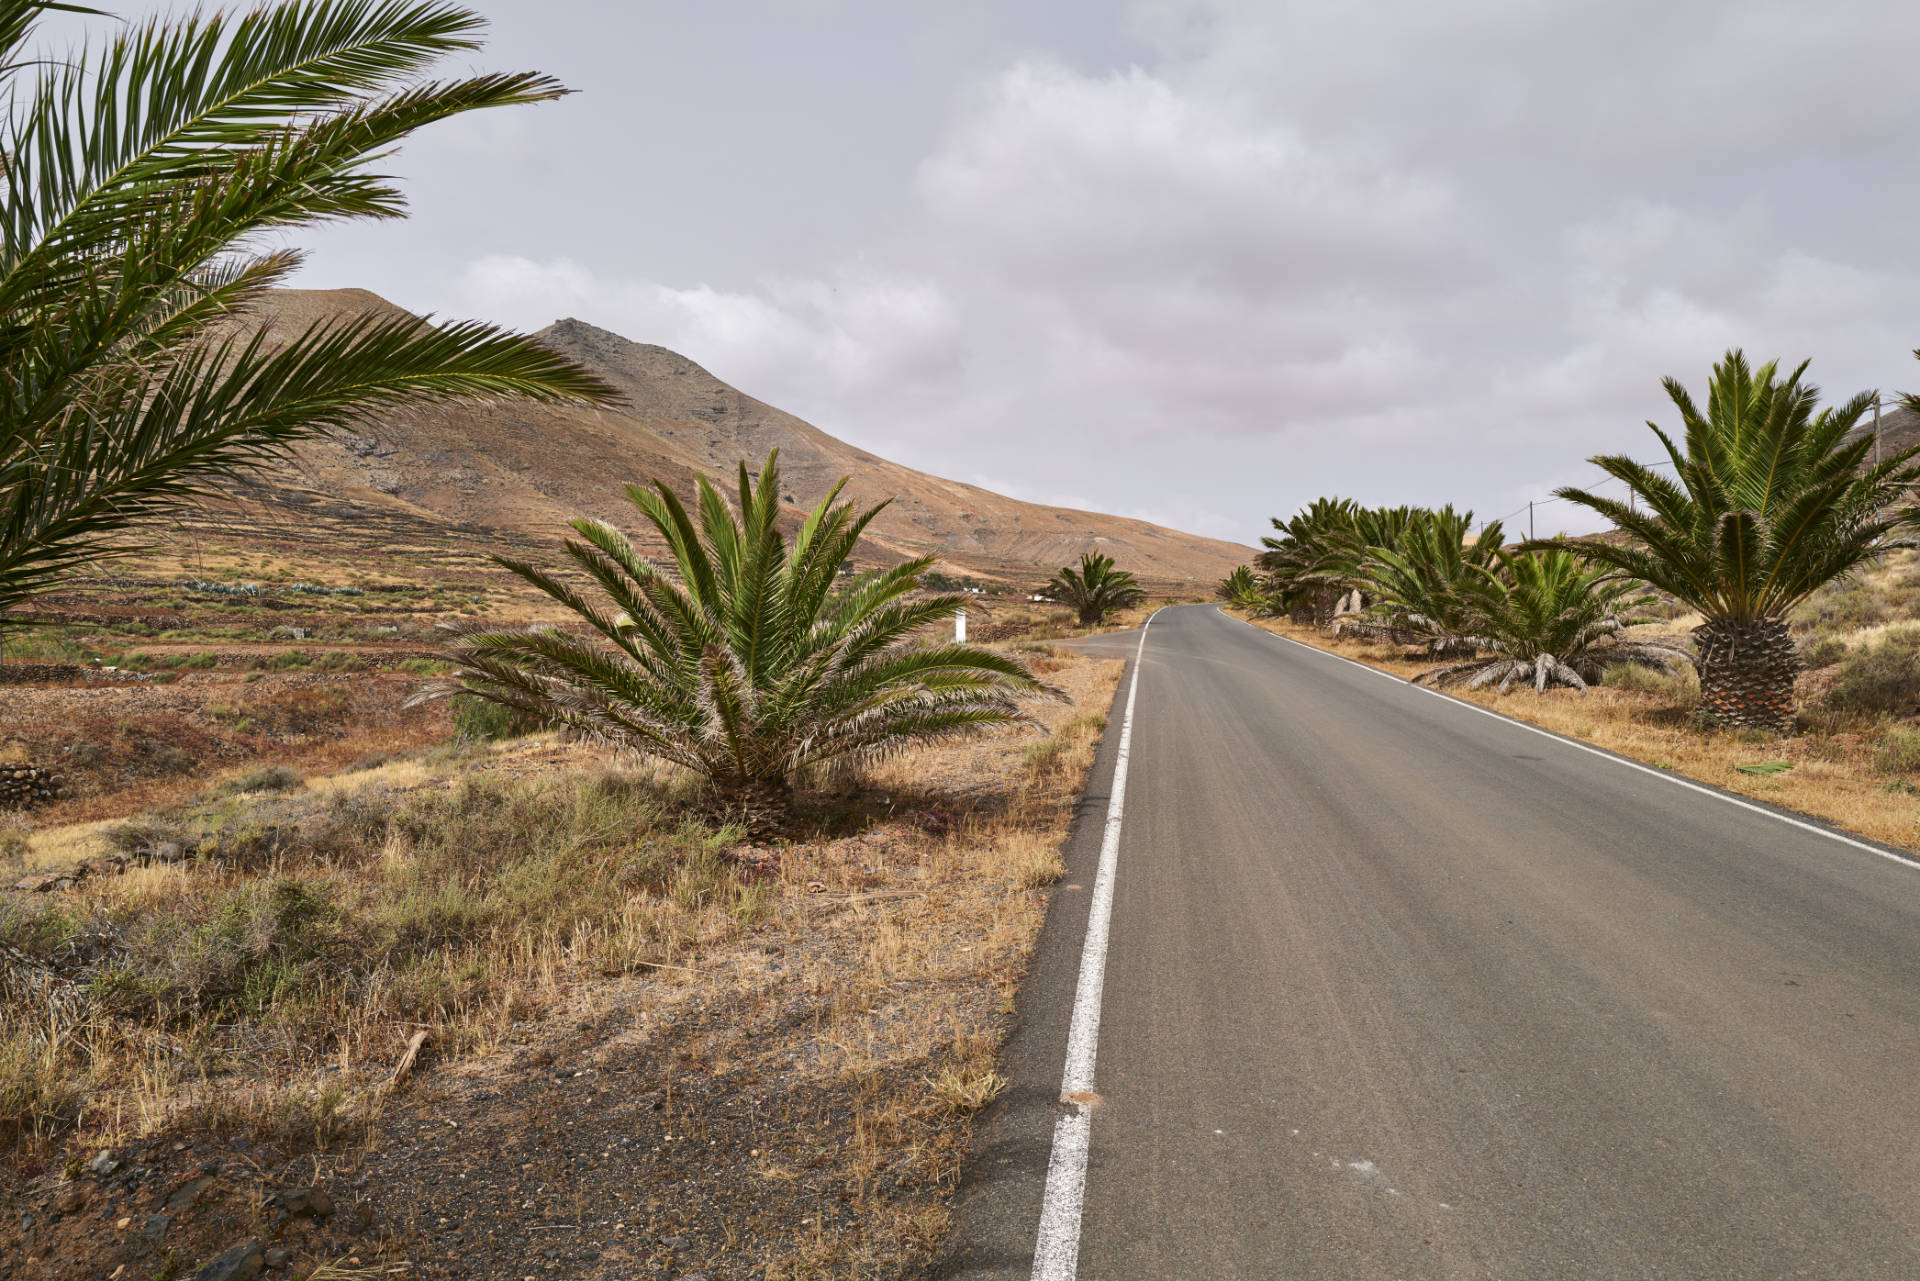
(62, 2, 1920, 544)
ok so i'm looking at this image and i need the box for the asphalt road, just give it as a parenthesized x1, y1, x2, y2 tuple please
(936, 603, 1920, 1280)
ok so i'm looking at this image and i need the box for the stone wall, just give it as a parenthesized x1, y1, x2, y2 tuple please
(0, 763, 69, 808)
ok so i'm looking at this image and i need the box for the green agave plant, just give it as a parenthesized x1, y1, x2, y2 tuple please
(1551, 350, 1920, 729)
(1049, 552, 1144, 627)
(427, 451, 1048, 833)
(0, 0, 610, 651)
(1416, 546, 1689, 693)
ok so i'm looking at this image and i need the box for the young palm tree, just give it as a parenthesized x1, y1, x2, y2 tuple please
(1552, 351, 1920, 730)
(1415, 547, 1688, 693)
(1215, 565, 1270, 612)
(0, 1, 612, 653)
(427, 452, 1047, 834)
(1350, 507, 1504, 653)
(1049, 552, 1145, 627)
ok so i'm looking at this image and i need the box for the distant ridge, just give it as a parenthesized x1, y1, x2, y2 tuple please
(242, 289, 1251, 584)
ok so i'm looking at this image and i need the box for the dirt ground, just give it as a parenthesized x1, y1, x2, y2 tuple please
(2, 671, 449, 827)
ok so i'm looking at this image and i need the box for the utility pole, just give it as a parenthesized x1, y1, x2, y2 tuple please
(1528, 500, 1534, 541)
(1875, 397, 1883, 467)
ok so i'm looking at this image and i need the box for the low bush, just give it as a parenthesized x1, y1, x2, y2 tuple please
(1824, 627, 1920, 719)
(1873, 726, 1920, 775)
(217, 766, 305, 796)
(450, 692, 548, 741)
(1801, 634, 1848, 670)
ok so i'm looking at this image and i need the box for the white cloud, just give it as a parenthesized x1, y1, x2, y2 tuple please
(439, 4, 1920, 544)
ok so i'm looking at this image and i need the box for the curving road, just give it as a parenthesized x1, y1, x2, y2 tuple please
(937, 603, 1920, 1280)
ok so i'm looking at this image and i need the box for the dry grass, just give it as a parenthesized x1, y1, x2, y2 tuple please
(1239, 614, 1920, 855)
(3, 647, 1125, 1279)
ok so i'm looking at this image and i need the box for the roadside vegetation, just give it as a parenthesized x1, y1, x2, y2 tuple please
(1046, 552, 1146, 627)
(1227, 348, 1920, 852)
(2, 642, 1122, 1275)
(429, 451, 1046, 834)
(0, 3, 1142, 1277)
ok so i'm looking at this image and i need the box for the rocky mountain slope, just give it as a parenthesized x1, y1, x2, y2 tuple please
(244, 289, 1249, 584)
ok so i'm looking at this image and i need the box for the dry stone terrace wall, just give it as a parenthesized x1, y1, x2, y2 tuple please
(0, 662, 164, 685)
(0, 662, 85, 684)
(0, 763, 69, 808)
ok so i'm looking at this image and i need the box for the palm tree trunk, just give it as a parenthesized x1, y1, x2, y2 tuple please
(710, 776, 793, 838)
(1692, 617, 1799, 732)
(1312, 588, 1341, 628)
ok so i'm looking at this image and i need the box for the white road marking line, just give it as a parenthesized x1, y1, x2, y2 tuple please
(1030, 608, 1160, 1281)
(1220, 607, 1920, 872)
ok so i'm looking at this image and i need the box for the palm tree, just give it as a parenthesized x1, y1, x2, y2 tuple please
(1049, 552, 1145, 627)
(1415, 547, 1689, 693)
(0, 1, 612, 654)
(427, 451, 1047, 834)
(1259, 497, 1357, 624)
(1552, 351, 1920, 730)
(1350, 507, 1504, 653)
(1261, 500, 1419, 625)
(1216, 565, 1269, 612)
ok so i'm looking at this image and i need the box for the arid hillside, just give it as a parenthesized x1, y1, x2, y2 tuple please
(243, 289, 1249, 584)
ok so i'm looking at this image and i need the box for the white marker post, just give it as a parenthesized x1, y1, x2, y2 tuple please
(956, 606, 967, 643)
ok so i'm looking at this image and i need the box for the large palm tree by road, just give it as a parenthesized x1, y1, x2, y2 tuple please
(1552, 351, 1920, 730)
(429, 452, 1047, 834)
(0, 1, 611, 652)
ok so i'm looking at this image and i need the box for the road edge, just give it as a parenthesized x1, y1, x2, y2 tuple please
(923, 625, 1150, 1280)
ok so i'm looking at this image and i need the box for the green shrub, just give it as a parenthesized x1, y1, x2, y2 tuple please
(313, 650, 366, 672)
(218, 766, 305, 796)
(1802, 634, 1848, 669)
(1824, 627, 1920, 718)
(450, 693, 548, 742)
(1873, 726, 1920, 775)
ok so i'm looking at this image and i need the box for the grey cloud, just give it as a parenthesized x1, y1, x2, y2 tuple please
(39, 1, 1918, 544)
